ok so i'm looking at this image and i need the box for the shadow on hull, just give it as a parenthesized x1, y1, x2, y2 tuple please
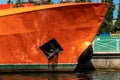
(74, 45, 95, 72)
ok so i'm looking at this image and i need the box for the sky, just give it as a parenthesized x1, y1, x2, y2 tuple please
(0, 0, 119, 18)
(0, 0, 16, 3)
(113, 0, 119, 18)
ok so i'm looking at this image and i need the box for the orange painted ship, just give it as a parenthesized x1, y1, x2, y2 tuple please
(0, 2, 109, 72)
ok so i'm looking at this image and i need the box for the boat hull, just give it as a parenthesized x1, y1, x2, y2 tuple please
(0, 3, 109, 71)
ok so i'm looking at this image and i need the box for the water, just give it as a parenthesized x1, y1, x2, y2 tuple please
(0, 71, 119, 80)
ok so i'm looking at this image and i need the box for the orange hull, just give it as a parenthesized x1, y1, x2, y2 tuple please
(0, 3, 109, 64)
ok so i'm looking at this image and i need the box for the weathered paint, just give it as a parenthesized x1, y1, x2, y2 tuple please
(0, 3, 109, 65)
(0, 64, 77, 72)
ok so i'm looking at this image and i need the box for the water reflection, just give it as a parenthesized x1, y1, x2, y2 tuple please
(0, 71, 119, 80)
(0, 72, 92, 80)
(92, 71, 120, 80)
